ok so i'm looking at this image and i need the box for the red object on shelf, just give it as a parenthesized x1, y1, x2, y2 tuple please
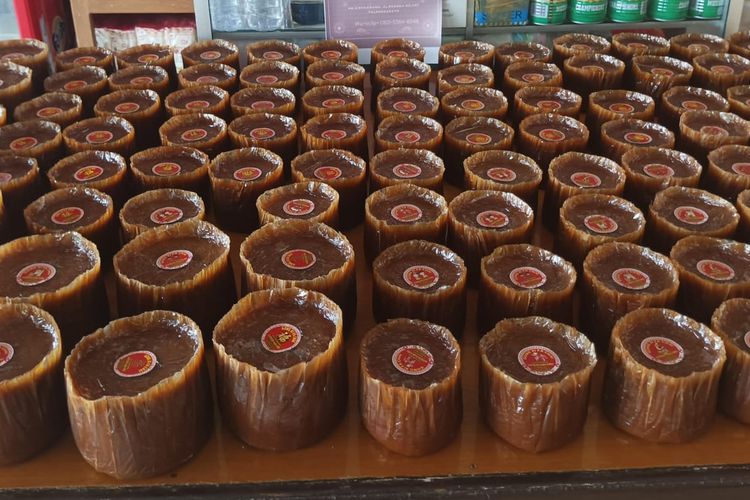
(13, 0, 73, 56)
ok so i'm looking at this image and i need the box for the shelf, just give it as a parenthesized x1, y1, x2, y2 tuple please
(472, 18, 726, 34)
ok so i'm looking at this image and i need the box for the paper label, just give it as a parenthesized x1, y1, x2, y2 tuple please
(180, 128, 208, 142)
(609, 103, 635, 113)
(152, 162, 181, 176)
(263, 51, 284, 60)
(281, 249, 317, 270)
(393, 100, 417, 112)
(393, 163, 421, 178)
(0, 342, 13, 367)
(453, 74, 476, 84)
(137, 53, 160, 63)
(185, 100, 211, 110)
(261, 323, 302, 353)
(584, 214, 618, 234)
(0, 172, 12, 183)
(72, 165, 104, 182)
(114, 102, 140, 113)
(323, 71, 345, 81)
(539, 128, 565, 142)
(320, 50, 342, 59)
(36, 106, 62, 118)
(250, 100, 275, 111)
(321, 129, 347, 140)
(390, 203, 423, 222)
(255, 75, 279, 84)
(282, 198, 315, 216)
(130, 76, 153, 85)
(156, 250, 193, 270)
(643, 164, 675, 178)
(114, 350, 158, 377)
(63, 80, 87, 91)
(697, 259, 735, 281)
(461, 99, 485, 111)
(387, 50, 409, 57)
(314, 166, 342, 180)
(744, 331, 750, 349)
(403, 265, 439, 289)
(9, 136, 38, 151)
(518, 345, 561, 376)
(476, 210, 509, 228)
(466, 132, 492, 145)
(322, 98, 346, 108)
(536, 100, 561, 111)
(570, 172, 602, 188)
(651, 67, 674, 77)
(16, 263, 56, 287)
(640, 337, 684, 365)
(700, 125, 728, 138)
(392, 345, 434, 375)
(612, 268, 651, 290)
(86, 131, 113, 144)
(682, 99, 707, 111)
(509, 266, 547, 289)
(674, 206, 708, 225)
(234, 166, 262, 181)
(487, 167, 517, 182)
(51, 207, 84, 225)
(196, 75, 219, 84)
(250, 127, 276, 140)
(624, 131, 652, 144)
(395, 130, 421, 143)
(150, 206, 183, 225)
(513, 50, 534, 59)
(521, 73, 545, 83)
(200, 50, 222, 60)
(73, 56, 97, 64)
(390, 70, 412, 80)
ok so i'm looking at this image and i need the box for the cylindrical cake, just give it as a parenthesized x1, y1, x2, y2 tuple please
(514, 86, 582, 120)
(256, 181, 340, 228)
(0, 39, 49, 92)
(302, 39, 358, 66)
(239, 61, 300, 94)
(230, 86, 294, 118)
(679, 110, 750, 165)
(587, 90, 655, 142)
(159, 113, 227, 158)
(660, 86, 729, 131)
(369, 148, 445, 193)
(302, 85, 364, 120)
(306, 59, 366, 92)
(375, 114, 443, 154)
(129, 145, 209, 198)
(0, 155, 41, 237)
(707, 144, 750, 201)
(0, 61, 32, 117)
(14, 92, 83, 129)
(48, 150, 127, 208)
(178, 63, 237, 93)
(711, 298, 750, 424)
(727, 85, 750, 120)
(55, 46, 115, 74)
(247, 39, 301, 68)
(444, 116, 514, 185)
(371, 38, 425, 65)
(440, 87, 507, 123)
(43, 66, 108, 116)
(0, 119, 63, 171)
(182, 39, 239, 70)
(611, 33, 670, 63)
(108, 65, 171, 98)
(439, 40, 494, 67)
(630, 56, 693, 101)
(670, 32, 728, 61)
(517, 113, 589, 172)
(376, 87, 439, 124)
(300, 112, 367, 158)
(94, 89, 162, 149)
(372, 58, 430, 96)
(463, 150, 543, 208)
(119, 188, 206, 243)
(62, 116, 135, 156)
(436, 63, 494, 98)
(600, 118, 675, 163)
(552, 33, 611, 64)
(502, 61, 563, 97)
(229, 112, 298, 166)
(494, 41, 552, 81)
(116, 43, 177, 83)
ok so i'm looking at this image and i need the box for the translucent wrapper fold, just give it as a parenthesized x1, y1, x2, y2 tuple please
(55, 46, 115, 74)
(0, 302, 64, 465)
(130, 145, 209, 197)
(552, 33, 611, 64)
(660, 86, 729, 131)
(587, 90, 655, 142)
(441, 87, 508, 123)
(247, 39, 301, 68)
(302, 85, 363, 120)
(479, 316, 596, 453)
(502, 61, 562, 97)
(478, 244, 576, 332)
(300, 112, 366, 158)
(372, 240, 467, 334)
(108, 65, 171, 98)
(729, 31, 750, 59)
(359, 318, 461, 456)
(376, 87, 439, 123)
(439, 40, 494, 67)
(95, 89, 162, 149)
(670, 235, 750, 322)
(600, 118, 675, 163)
(116, 43, 177, 82)
(183, 39, 239, 70)
(494, 42, 552, 81)
(239, 61, 300, 94)
(213, 287, 346, 451)
(63, 116, 135, 156)
(209, 147, 283, 232)
(727, 85, 750, 120)
(0, 61, 32, 116)
(562, 54, 625, 106)
(14, 91, 81, 128)
(165, 85, 229, 121)
(444, 116, 514, 184)
(369, 148, 445, 193)
(603, 308, 725, 443)
(43, 65, 107, 116)
(306, 60, 366, 91)
(464, 150, 542, 207)
(372, 38, 425, 65)
(679, 110, 750, 164)
(364, 183, 448, 263)
(229, 112, 298, 165)
(373, 57, 430, 95)
(514, 86, 582, 120)
(630, 56, 693, 101)
(119, 188, 206, 243)
(375, 114, 443, 154)
(159, 113, 227, 158)
(670, 33, 728, 61)
(302, 39, 358, 66)
(114, 220, 235, 335)
(231, 86, 295, 118)
(711, 298, 750, 423)
(240, 220, 356, 324)
(178, 63, 237, 92)
(65, 310, 210, 479)
(737, 190, 750, 241)
(0, 39, 49, 92)
(437, 63, 494, 98)
(556, 194, 645, 270)
(582, 242, 679, 347)
(517, 113, 589, 171)
(611, 33, 670, 62)
(256, 180, 340, 228)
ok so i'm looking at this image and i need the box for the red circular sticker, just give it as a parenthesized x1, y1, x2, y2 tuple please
(113, 350, 158, 378)
(509, 266, 547, 289)
(395, 130, 421, 143)
(320, 50, 342, 59)
(518, 345, 561, 376)
(403, 265, 440, 289)
(570, 172, 602, 188)
(86, 130, 114, 144)
(712, 65, 735, 75)
(461, 99, 485, 111)
(387, 50, 409, 57)
(114, 101, 140, 113)
(537, 100, 562, 111)
(390, 203, 423, 222)
(476, 210, 509, 228)
(185, 100, 211, 110)
(393, 100, 417, 112)
(393, 163, 422, 178)
(699, 125, 729, 138)
(9, 136, 38, 151)
(51, 206, 84, 225)
(640, 337, 684, 365)
(570, 43, 592, 52)
(250, 100, 275, 111)
(0, 172, 12, 183)
(392, 345, 434, 375)
(282, 198, 315, 216)
(697, 259, 736, 281)
(584, 214, 619, 234)
(263, 50, 284, 60)
(152, 162, 182, 176)
(255, 74, 279, 84)
(487, 167, 517, 182)
(15, 263, 56, 287)
(200, 50, 222, 60)
(453, 74, 477, 84)
(539, 128, 566, 142)
(281, 249, 317, 270)
(521, 73, 545, 83)
(130, 76, 153, 85)
(149, 206, 183, 225)
(195, 75, 219, 84)
(233, 166, 262, 181)
(0, 342, 13, 368)
(180, 128, 208, 142)
(643, 164, 675, 178)
(731, 162, 750, 176)
(513, 50, 534, 59)
(673, 206, 709, 225)
(454, 50, 476, 59)
(137, 53, 160, 63)
(73, 55, 97, 64)
(651, 67, 674, 77)
(156, 249, 193, 270)
(261, 323, 302, 353)
(466, 132, 492, 145)
(609, 102, 635, 113)
(321, 129, 347, 140)
(314, 166, 342, 180)
(323, 71, 345, 81)
(682, 99, 708, 111)
(36, 106, 63, 118)
(624, 131, 653, 145)
(63, 80, 87, 91)
(612, 268, 651, 290)
(322, 98, 346, 108)
(744, 331, 750, 349)
(250, 127, 276, 140)
(627, 42, 648, 50)
(390, 70, 412, 80)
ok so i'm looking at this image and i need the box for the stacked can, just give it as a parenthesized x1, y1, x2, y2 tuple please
(530, 0, 568, 24)
(689, 0, 725, 19)
(570, 0, 608, 23)
(609, 0, 647, 21)
(649, 0, 689, 20)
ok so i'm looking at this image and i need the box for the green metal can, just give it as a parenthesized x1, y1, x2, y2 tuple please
(530, 0, 568, 25)
(609, 0, 647, 22)
(570, 0, 608, 23)
(689, 0, 725, 19)
(648, 0, 689, 20)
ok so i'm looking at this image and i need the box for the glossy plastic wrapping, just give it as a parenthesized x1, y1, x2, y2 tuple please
(679, 110, 750, 163)
(660, 86, 729, 131)
(439, 40, 494, 67)
(0, 119, 63, 170)
(213, 287, 347, 451)
(375, 114, 443, 154)
(306, 59, 366, 91)
(0, 155, 41, 235)
(229, 112, 298, 164)
(239, 219, 357, 324)
(178, 63, 237, 92)
(670, 235, 750, 321)
(620, 147, 702, 210)
(129, 145, 209, 197)
(359, 318, 461, 456)
(517, 113, 589, 171)
(300, 112, 366, 158)
(502, 61, 563, 97)
(55, 46, 115, 74)
(369, 148, 445, 193)
(247, 39, 301, 68)
(230, 86, 294, 118)
(108, 65, 171, 98)
(444, 116, 514, 184)
(0, 302, 64, 465)
(479, 316, 596, 452)
(119, 188, 206, 243)
(0, 231, 108, 348)
(43, 65, 107, 115)
(302, 39, 358, 65)
(630, 56, 693, 101)
(603, 308, 725, 443)
(159, 113, 227, 158)
(65, 310, 210, 479)
(738, 189, 750, 241)
(63, 116, 135, 156)
(463, 150, 543, 207)
(14, 92, 83, 128)
(371, 38, 425, 65)
(302, 85, 364, 119)
(48, 150, 126, 197)
(291, 149, 366, 229)
(365, 182, 448, 262)
(95, 89, 162, 149)
(164, 85, 229, 122)
(478, 244, 576, 331)
(562, 54, 625, 105)
(256, 180, 340, 228)
(113, 220, 235, 335)
(239, 61, 300, 94)
(647, 186, 739, 252)
(692, 53, 750, 95)
(727, 85, 750, 119)
(729, 31, 750, 59)
(611, 33, 670, 62)
(376, 87, 438, 123)
(441, 87, 507, 122)
(0, 39, 49, 91)
(556, 194, 645, 270)
(209, 147, 283, 232)
(373, 57, 430, 95)
(182, 39, 239, 70)
(372, 240, 467, 334)
(711, 298, 750, 423)
(437, 63, 494, 98)
(514, 86, 582, 120)
(600, 118, 675, 163)
(552, 33, 611, 64)
(670, 32, 729, 61)
(0, 61, 32, 115)
(493, 42, 552, 80)
(587, 90, 655, 141)
(116, 43, 177, 81)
